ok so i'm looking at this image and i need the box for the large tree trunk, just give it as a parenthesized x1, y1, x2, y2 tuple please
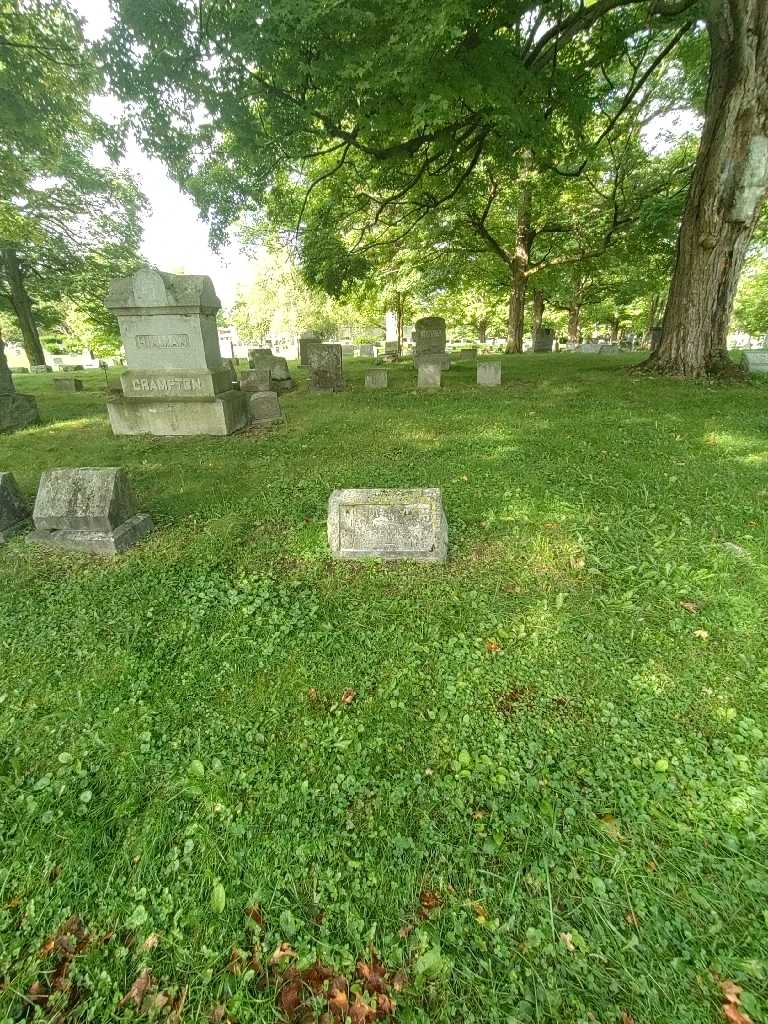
(568, 305, 581, 344)
(478, 318, 487, 345)
(1, 246, 46, 369)
(609, 317, 620, 343)
(0, 326, 15, 395)
(505, 185, 531, 353)
(642, 0, 768, 377)
(532, 289, 545, 336)
(395, 290, 405, 356)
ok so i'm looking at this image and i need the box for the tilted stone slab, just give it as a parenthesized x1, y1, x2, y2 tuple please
(26, 467, 153, 555)
(248, 391, 284, 426)
(240, 369, 273, 393)
(0, 473, 31, 542)
(744, 350, 768, 374)
(299, 331, 323, 367)
(328, 488, 447, 562)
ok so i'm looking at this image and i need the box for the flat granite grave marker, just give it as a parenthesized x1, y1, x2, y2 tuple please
(1, 338, 40, 433)
(417, 360, 441, 389)
(328, 488, 448, 562)
(365, 369, 388, 389)
(309, 344, 344, 391)
(0, 473, 31, 542)
(105, 268, 249, 436)
(477, 362, 502, 387)
(743, 350, 768, 375)
(26, 467, 153, 555)
(247, 392, 284, 426)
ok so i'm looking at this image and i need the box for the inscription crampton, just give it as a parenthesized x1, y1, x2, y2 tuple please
(131, 377, 203, 393)
(134, 333, 191, 350)
(327, 488, 448, 562)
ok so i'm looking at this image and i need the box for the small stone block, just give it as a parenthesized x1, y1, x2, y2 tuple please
(327, 488, 448, 562)
(0, 472, 31, 542)
(743, 350, 768, 374)
(29, 365, 52, 374)
(417, 362, 441, 389)
(365, 369, 388, 389)
(477, 362, 502, 386)
(26, 467, 153, 555)
(240, 368, 272, 393)
(53, 377, 83, 392)
(248, 391, 284, 425)
(0, 393, 40, 433)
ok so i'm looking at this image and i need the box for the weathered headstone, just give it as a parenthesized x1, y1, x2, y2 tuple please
(248, 348, 295, 392)
(327, 488, 448, 562)
(457, 348, 477, 363)
(240, 368, 272, 393)
(26, 467, 153, 555)
(477, 362, 502, 387)
(29, 364, 52, 374)
(414, 317, 450, 369)
(247, 392, 284, 426)
(358, 344, 377, 358)
(598, 344, 622, 355)
(533, 327, 555, 352)
(579, 342, 602, 353)
(105, 268, 249, 436)
(299, 330, 323, 367)
(53, 377, 83, 393)
(382, 341, 399, 360)
(743, 350, 768, 375)
(365, 369, 388, 389)
(309, 344, 344, 392)
(417, 360, 441, 389)
(0, 473, 31, 542)
(0, 338, 40, 433)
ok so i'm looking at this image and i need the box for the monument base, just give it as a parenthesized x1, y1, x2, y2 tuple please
(107, 390, 249, 436)
(414, 354, 450, 370)
(0, 517, 32, 543)
(26, 513, 154, 555)
(0, 393, 40, 433)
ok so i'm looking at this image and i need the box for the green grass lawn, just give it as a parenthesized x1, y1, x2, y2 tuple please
(1, 355, 767, 1024)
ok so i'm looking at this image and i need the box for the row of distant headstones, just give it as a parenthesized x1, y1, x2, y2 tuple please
(0, 470, 448, 563)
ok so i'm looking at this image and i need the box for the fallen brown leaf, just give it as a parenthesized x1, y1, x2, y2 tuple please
(620, 1013, 635, 1024)
(559, 932, 576, 953)
(269, 941, 296, 965)
(307, 687, 318, 701)
(679, 600, 700, 614)
(570, 552, 586, 570)
(348, 994, 376, 1023)
(209, 1006, 229, 1024)
(341, 689, 357, 705)
(625, 910, 639, 927)
(723, 1007, 752, 1024)
(245, 904, 266, 928)
(119, 969, 155, 1010)
(694, 628, 710, 640)
(418, 890, 442, 916)
(398, 924, 414, 939)
(357, 952, 387, 994)
(142, 932, 160, 951)
(485, 639, 503, 654)
(392, 969, 408, 992)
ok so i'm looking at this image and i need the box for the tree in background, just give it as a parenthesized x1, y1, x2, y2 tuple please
(0, 0, 145, 366)
(733, 258, 768, 338)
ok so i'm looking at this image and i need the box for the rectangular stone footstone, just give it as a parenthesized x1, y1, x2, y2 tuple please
(417, 361, 441, 389)
(240, 369, 272, 392)
(0, 473, 31, 542)
(477, 362, 502, 386)
(328, 488, 448, 562)
(248, 392, 284, 426)
(365, 369, 388, 389)
(743, 350, 768, 374)
(26, 467, 153, 555)
(53, 378, 83, 392)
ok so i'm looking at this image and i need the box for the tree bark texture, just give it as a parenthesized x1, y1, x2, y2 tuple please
(1, 246, 46, 368)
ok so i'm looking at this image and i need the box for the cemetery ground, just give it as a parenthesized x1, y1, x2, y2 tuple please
(1, 354, 767, 1024)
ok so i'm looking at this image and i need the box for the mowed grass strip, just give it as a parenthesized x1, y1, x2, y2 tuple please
(1, 355, 767, 1024)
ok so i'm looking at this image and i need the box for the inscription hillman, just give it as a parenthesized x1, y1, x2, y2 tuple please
(134, 333, 191, 350)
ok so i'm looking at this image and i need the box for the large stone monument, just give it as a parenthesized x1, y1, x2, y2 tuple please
(0, 473, 31, 542)
(105, 268, 249, 436)
(743, 350, 768, 375)
(26, 467, 153, 555)
(0, 339, 40, 433)
(414, 317, 450, 369)
(299, 330, 323, 368)
(309, 344, 344, 391)
(327, 488, 448, 562)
